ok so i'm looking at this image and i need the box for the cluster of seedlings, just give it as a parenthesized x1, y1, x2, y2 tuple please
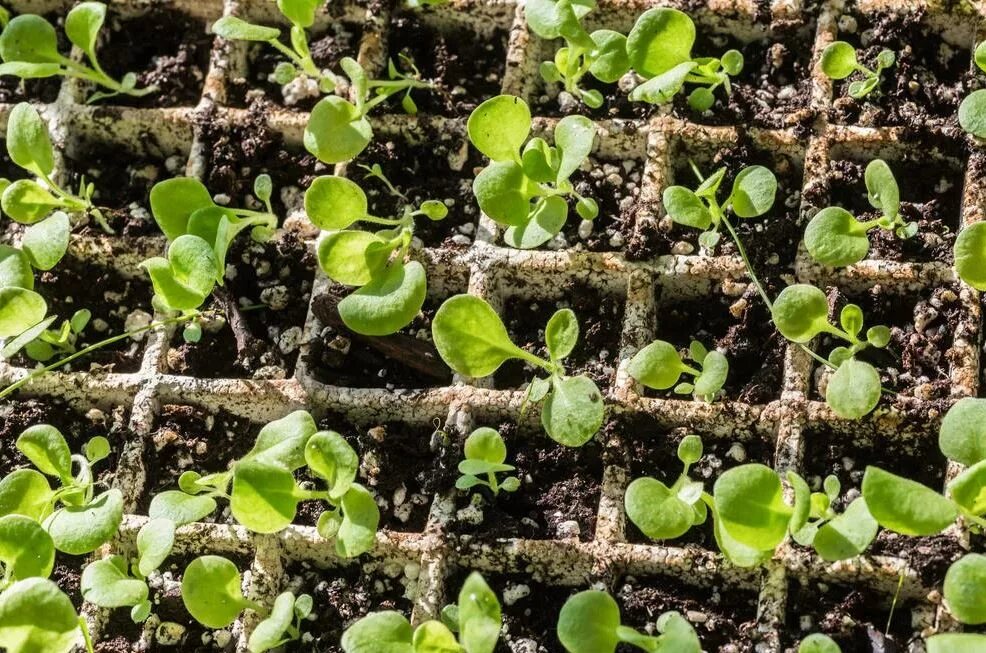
(0, 0, 985, 651)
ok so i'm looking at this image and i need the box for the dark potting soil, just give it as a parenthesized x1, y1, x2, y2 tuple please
(0, 12, 67, 104)
(52, 553, 86, 609)
(647, 284, 784, 405)
(784, 580, 917, 652)
(801, 153, 963, 263)
(280, 560, 414, 653)
(98, 8, 212, 108)
(616, 573, 759, 652)
(228, 21, 362, 111)
(813, 284, 961, 404)
(450, 421, 603, 542)
(868, 532, 966, 587)
(385, 14, 508, 117)
(63, 137, 184, 238)
(165, 233, 315, 380)
(351, 137, 483, 248)
(493, 282, 624, 392)
(8, 257, 152, 373)
(827, 9, 979, 130)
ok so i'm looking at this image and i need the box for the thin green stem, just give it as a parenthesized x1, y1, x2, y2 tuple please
(78, 617, 95, 653)
(359, 214, 405, 226)
(720, 215, 773, 311)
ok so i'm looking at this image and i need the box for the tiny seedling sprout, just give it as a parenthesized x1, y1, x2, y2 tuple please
(959, 42, 986, 137)
(820, 41, 895, 99)
(456, 427, 520, 497)
(627, 339, 728, 402)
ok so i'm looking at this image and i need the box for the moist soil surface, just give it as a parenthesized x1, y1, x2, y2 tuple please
(530, 62, 653, 121)
(98, 8, 212, 108)
(165, 233, 315, 380)
(827, 8, 979, 130)
(451, 421, 603, 542)
(8, 257, 152, 373)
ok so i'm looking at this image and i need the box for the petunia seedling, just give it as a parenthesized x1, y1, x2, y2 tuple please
(181, 555, 314, 653)
(80, 518, 176, 624)
(861, 466, 959, 536)
(525, 0, 630, 108)
(662, 163, 777, 250)
(625, 7, 744, 110)
(467, 95, 599, 249)
(943, 553, 986, 626)
(804, 159, 916, 267)
(627, 339, 728, 402)
(432, 295, 605, 447)
(820, 41, 895, 99)
(456, 427, 520, 497)
(953, 221, 986, 292)
(304, 57, 433, 163)
(0, 424, 123, 556)
(770, 284, 889, 419)
(624, 435, 708, 541)
(0, 2, 157, 103)
(959, 42, 986, 137)
(557, 590, 700, 653)
(799, 634, 842, 653)
(148, 411, 381, 558)
(930, 398, 986, 532)
(0, 577, 92, 653)
(306, 174, 447, 336)
(343, 572, 502, 653)
(926, 633, 986, 653)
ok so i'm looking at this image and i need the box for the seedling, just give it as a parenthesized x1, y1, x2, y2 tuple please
(0, 578, 93, 653)
(771, 284, 889, 419)
(954, 221, 986, 292)
(959, 42, 986, 137)
(624, 435, 708, 541)
(625, 7, 744, 110)
(0, 425, 123, 556)
(432, 295, 605, 447)
(0, 2, 157, 103)
(342, 572, 502, 653)
(80, 518, 175, 623)
(148, 411, 380, 558)
(304, 57, 433, 163)
(467, 95, 599, 249)
(14, 309, 91, 363)
(526, 0, 630, 108)
(662, 162, 776, 251)
(307, 174, 447, 335)
(456, 427, 520, 497)
(943, 554, 986, 625)
(627, 340, 728, 401)
(926, 633, 986, 653)
(820, 41, 895, 99)
(557, 590, 700, 653)
(182, 555, 313, 653)
(0, 103, 110, 234)
(804, 159, 916, 267)
(799, 634, 841, 653)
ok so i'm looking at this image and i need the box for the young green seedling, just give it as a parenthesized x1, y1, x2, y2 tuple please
(0, 514, 57, 590)
(0, 425, 123, 556)
(954, 220, 986, 292)
(1, 103, 110, 234)
(625, 7, 744, 110)
(959, 42, 986, 137)
(306, 174, 447, 335)
(624, 435, 708, 541)
(148, 410, 380, 558)
(799, 634, 842, 653)
(304, 56, 433, 163)
(525, 0, 630, 108)
(627, 340, 728, 401)
(770, 284, 890, 418)
(181, 555, 313, 653)
(804, 159, 916, 267)
(926, 633, 986, 653)
(342, 572, 502, 653)
(820, 41, 895, 99)
(0, 578, 94, 653)
(456, 427, 520, 497)
(432, 294, 605, 447)
(0, 2, 156, 103)
(14, 309, 91, 363)
(557, 590, 700, 653)
(468, 95, 599, 248)
(942, 554, 986, 626)
(80, 518, 175, 623)
(662, 162, 777, 251)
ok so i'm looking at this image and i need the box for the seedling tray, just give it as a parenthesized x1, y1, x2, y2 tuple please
(1, 0, 984, 650)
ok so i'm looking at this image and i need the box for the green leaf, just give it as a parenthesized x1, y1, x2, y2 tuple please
(944, 554, 986, 624)
(412, 620, 460, 653)
(305, 96, 373, 164)
(305, 431, 359, 500)
(798, 633, 841, 653)
(787, 471, 812, 535)
(0, 515, 54, 582)
(524, 0, 595, 40)
(16, 424, 72, 480)
(589, 30, 630, 83)
(554, 115, 595, 183)
(335, 483, 380, 558)
(141, 235, 218, 312)
(149, 177, 216, 241)
(0, 15, 63, 64)
(959, 90, 986, 138)
(7, 103, 54, 177)
(1, 179, 67, 224)
(503, 195, 566, 249)
(230, 461, 300, 533)
(65, 2, 106, 59)
(804, 207, 870, 267)
(457, 572, 501, 653)
(432, 294, 531, 377)
(245, 410, 317, 471)
(0, 578, 82, 653)
(305, 175, 368, 231)
(44, 489, 124, 555)
(80, 556, 148, 608)
(464, 427, 507, 465)
(212, 16, 281, 41)
(826, 358, 881, 419)
(342, 611, 414, 653)
(0, 245, 34, 291)
(318, 230, 389, 286)
(864, 159, 899, 220)
(627, 340, 685, 390)
(948, 460, 986, 516)
(820, 41, 858, 80)
(467, 95, 531, 162)
(1, 316, 55, 359)
(729, 166, 776, 218)
(473, 161, 534, 227)
(0, 469, 53, 521)
(0, 287, 46, 338)
(955, 222, 986, 290)
(338, 260, 427, 336)
(812, 497, 878, 561)
(927, 634, 986, 653)
(181, 556, 253, 629)
(278, 0, 321, 27)
(940, 398, 986, 466)
(713, 464, 791, 551)
(628, 61, 696, 104)
(625, 477, 694, 540)
(0, 62, 61, 79)
(771, 284, 830, 343)
(545, 308, 578, 361)
(147, 491, 217, 526)
(626, 7, 695, 77)
(662, 186, 712, 229)
(542, 375, 604, 447)
(861, 466, 957, 536)
(136, 518, 175, 577)
(693, 350, 728, 398)
(557, 591, 621, 653)
(22, 212, 70, 271)
(249, 592, 297, 652)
